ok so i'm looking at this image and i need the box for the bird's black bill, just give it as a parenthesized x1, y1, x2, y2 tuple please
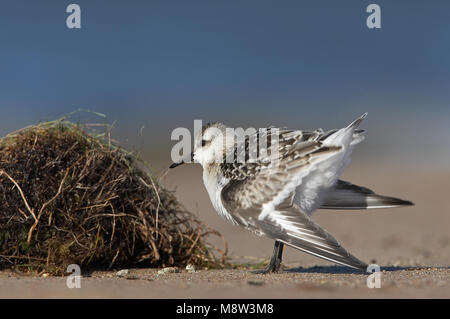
(169, 161, 184, 169)
(169, 152, 194, 169)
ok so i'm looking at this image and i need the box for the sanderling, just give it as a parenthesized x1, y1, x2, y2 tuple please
(170, 114, 413, 273)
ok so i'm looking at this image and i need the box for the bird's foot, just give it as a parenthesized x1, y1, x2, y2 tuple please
(251, 260, 282, 274)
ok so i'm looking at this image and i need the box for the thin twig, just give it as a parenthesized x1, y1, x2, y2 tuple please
(0, 170, 36, 221)
(139, 176, 161, 239)
(28, 168, 69, 244)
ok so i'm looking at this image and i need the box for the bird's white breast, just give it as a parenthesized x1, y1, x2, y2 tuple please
(202, 167, 238, 225)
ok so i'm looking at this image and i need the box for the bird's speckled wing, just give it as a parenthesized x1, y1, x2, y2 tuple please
(219, 136, 367, 270)
(220, 129, 342, 220)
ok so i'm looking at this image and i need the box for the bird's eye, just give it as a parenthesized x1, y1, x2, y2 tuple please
(201, 139, 207, 147)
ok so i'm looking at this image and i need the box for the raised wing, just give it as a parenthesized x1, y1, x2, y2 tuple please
(220, 114, 369, 269)
(258, 204, 368, 271)
(220, 139, 342, 227)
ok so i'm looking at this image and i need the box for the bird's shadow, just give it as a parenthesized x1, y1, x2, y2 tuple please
(282, 265, 439, 274)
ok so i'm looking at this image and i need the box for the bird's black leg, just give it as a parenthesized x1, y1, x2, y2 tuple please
(252, 240, 284, 274)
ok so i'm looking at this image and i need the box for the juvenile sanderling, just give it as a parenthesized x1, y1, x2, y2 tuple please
(170, 114, 413, 273)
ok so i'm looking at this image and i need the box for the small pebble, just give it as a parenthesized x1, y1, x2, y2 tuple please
(158, 267, 179, 274)
(116, 269, 129, 277)
(185, 264, 196, 273)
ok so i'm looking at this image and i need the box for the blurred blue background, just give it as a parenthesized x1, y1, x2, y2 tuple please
(0, 0, 449, 170)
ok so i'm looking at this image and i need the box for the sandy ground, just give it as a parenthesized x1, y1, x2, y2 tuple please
(1, 267, 449, 298)
(1, 163, 450, 298)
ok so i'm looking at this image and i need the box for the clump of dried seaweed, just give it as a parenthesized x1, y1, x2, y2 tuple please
(0, 113, 227, 274)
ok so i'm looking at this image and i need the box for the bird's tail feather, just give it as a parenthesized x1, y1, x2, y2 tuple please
(320, 180, 414, 210)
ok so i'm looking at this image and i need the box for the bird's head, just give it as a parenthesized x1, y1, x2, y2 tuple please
(170, 122, 232, 169)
